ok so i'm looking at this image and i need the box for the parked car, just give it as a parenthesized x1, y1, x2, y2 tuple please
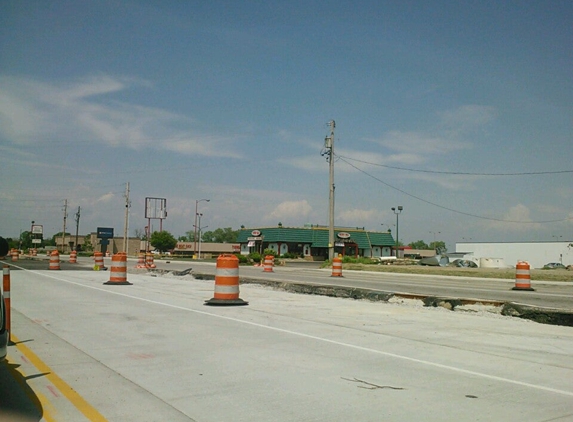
(543, 262, 566, 269)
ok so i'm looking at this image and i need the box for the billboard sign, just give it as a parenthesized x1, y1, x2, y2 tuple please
(145, 197, 167, 219)
(31, 225, 43, 235)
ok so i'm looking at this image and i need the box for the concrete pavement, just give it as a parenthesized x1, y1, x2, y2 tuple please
(2, 265, 572, 421)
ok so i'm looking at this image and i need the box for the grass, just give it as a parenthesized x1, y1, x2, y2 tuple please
(340, 263, 573, 282)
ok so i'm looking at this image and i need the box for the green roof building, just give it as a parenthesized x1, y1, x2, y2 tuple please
(237, 225, 395, 260)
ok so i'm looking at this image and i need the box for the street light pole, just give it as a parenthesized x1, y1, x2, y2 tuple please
(391, 206, 403, 257)
(194, 199, 210, 258)
(197, 212, 203, 259)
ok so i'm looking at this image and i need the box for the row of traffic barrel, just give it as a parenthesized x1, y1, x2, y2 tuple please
(330, 256, 536, 291)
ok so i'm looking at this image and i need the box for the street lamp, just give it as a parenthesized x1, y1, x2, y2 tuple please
(391, 206, 403, 257)
(194, 199, 210, 257)
(196, 213, 208, 259)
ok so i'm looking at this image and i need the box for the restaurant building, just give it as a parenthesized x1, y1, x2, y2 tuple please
(237, 225, 395, 260)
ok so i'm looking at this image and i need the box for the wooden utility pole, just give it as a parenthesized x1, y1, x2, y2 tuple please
(325, 120, 336, 261)
(123, 182, 130, 253)
(74, 206, 81, 251)
(61, 199, 68, 253)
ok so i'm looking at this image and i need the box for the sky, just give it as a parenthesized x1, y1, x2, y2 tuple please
(1, 0, 572, 250)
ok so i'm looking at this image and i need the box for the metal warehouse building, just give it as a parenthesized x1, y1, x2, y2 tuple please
(455, 241, 573, 269)
(237, 225, 395, 260)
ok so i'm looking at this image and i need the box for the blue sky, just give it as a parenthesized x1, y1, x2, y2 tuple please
(1, 0, 572, 250)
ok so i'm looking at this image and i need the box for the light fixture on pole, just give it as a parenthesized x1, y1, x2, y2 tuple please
(194, 199, 210, 258)
(391, 206, 403, 257)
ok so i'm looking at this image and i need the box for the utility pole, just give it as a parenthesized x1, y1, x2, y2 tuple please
(324, 120, 336, 261)
(74, 206, 81, 251)
(123, 182, 130, 254)
(61, 199, 68, 253)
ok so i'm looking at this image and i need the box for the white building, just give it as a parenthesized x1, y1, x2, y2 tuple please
(455, 241, 573, 269)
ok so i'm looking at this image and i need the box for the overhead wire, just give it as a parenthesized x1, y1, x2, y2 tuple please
(335, 154, 572, 224)
(336, 155, 573, 176)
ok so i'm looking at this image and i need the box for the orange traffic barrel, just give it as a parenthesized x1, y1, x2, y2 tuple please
(512, 261, 534, 291)
(31, 248, 37, 256)
(3, 265, 11, 343)
(94, 252, 106, 270)
(135, 253, 146, 268)
(263, 255, 274, 272)
(11, 249, 18, 262)
(205, 254, 248, 306)
(104, 252, 132, 285)
(145, 252, 156, 269)
(69, 250, 77, 263)
(331, 256, 343, 277)
(49, 250, 60, 270)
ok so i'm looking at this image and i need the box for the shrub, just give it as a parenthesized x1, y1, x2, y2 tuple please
(248, 252, 261, 263)
(263, 248, 277, 257)
(235, 254, 249, 264)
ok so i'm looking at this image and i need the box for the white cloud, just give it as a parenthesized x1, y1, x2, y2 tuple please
(96, 193, 115, 203)
(483, 204, 542, 231)
(266, 200, 312, 221)
(0, 75, 242, 158)
(338, 208, 377, 225)
(438, 105, 496, 134)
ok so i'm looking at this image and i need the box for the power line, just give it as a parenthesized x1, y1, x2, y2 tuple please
(336, 155, 572, 224)
(336, 155, 573, 176)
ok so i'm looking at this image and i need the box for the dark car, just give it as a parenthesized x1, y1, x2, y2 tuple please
(543, 262, 566, 269)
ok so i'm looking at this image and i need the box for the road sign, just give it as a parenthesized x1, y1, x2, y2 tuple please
(97, 227, 114, 239)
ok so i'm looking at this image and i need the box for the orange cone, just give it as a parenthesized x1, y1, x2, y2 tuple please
(512, 261, 534, 291)
(263, 255, 274, 272)
(94, 252, 106, 270)
(145, 252, 156, 269)
(205, 254, 248, 306)
(135, 253, 146, 268)
(105, 253, 132, 285)
(49, 251, 60, 270)
(331, 256, 343, 277)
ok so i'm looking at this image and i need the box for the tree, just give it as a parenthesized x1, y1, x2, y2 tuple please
(48, 232, 70, 247)
(201, 227, 239, 243)
(83, 235, 94, 252)
(430, 241, 447, 253)
(150, 230, 177, 253)
(19, 231, 33, 249)
(409, 240, 430, 250)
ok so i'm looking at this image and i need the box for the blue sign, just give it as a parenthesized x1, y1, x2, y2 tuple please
(97, 227, 114, 239)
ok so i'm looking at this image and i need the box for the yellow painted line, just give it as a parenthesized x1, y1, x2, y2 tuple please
(5, 355, 55, 421)
(11, 334, 108, 421)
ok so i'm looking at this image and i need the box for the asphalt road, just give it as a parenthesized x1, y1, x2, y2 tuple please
(1, 256, 572, 421)
(9, 256, 573, 309)
(158, 259, 573, 310)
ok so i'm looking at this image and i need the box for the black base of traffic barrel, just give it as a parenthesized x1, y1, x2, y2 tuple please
(204, 298, 249, 306)
(511, 286, 535, 291)
(104, 281, 133, 285)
